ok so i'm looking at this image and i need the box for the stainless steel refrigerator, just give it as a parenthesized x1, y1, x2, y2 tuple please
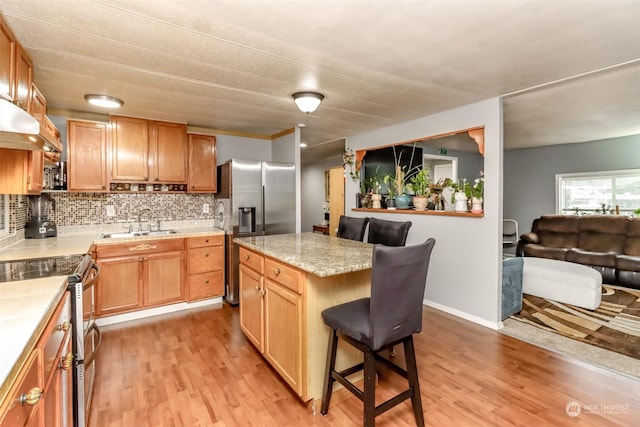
(217, 159, 296, 305)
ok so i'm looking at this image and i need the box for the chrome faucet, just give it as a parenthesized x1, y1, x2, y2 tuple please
(137, 208, 152, 231)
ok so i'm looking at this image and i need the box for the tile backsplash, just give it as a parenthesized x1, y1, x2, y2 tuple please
(8, 192, 216, 231)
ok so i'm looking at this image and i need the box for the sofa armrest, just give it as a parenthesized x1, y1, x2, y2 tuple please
(519, 232, 539, 244)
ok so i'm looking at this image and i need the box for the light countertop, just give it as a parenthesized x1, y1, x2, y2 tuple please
(0, 225, 224, 407)
(234, 232, 373, 277)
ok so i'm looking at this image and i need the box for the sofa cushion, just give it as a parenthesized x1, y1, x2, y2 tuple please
(523, 244, 569, 260)
(577, 215, 628, 253)
(566, 248, 617, 268)
(623, 218, 640, 256)
(616, 254, 640, 271)
(535, 215, 579, 248)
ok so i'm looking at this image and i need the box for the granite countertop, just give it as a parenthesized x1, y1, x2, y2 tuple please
(0, 225, 224, 408)
(234, 232, 374, 277)
(0, 277, 68, 406)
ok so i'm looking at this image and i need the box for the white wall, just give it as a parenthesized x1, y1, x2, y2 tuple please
(301, 157, 343, 233)
(346, 98, 503, 328)
(215, 134, 272, 165)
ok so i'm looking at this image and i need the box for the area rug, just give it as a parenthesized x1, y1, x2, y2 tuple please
(500, 285, 640, 379)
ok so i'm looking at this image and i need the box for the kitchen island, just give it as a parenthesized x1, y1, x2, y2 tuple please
(234, 232, 374, 407)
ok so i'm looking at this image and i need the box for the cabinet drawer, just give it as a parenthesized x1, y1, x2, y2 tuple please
(95, 238, 185, 258)
(189, 271, 224, 300)
(1, 351, 43, 426)
(40, 292, 71, 386)
(189, 246, 224, 274)
(265, 259, 302, 294)
(239, 247, 263, 274)
(188, 235, 223, 248)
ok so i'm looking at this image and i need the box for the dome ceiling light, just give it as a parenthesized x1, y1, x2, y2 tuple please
(292, 91, 324, 114)
(84, 94, 124, 109)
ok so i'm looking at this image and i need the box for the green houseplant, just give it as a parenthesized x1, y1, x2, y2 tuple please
(409, 168, 431, 210)
(382, 144, 421, 209)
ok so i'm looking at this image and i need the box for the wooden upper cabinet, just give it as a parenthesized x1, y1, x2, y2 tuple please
(30, 84, 46, 124)
(110, 115, 149, 181)
(188, 133, 217, 192)
(67, 120, 108, 191)
(26, 150, 43, 195)
(14, 43, 32, 111)
(0, 15, 16, 100)
(0, 148, 27, 194)
(150, 121, 187, 183)
(110, 115, 188, 183)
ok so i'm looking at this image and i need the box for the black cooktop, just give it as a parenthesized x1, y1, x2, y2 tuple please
(0, 255, 85, 283)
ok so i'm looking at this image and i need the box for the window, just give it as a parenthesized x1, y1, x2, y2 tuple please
(556, 169, 640, 215)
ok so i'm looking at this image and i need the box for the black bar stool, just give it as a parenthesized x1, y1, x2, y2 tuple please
(337, 215, 370, 241)
(320, 238, 436, 426)
(367, 217, 412, 246)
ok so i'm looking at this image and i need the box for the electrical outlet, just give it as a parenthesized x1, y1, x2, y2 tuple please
(202, 203, 210, 214)
(106, 205, 116, 217)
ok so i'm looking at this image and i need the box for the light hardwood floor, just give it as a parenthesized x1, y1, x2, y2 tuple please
(89, 304, 639, 427)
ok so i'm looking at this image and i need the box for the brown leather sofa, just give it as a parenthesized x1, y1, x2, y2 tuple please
(517, 215, 640, 289)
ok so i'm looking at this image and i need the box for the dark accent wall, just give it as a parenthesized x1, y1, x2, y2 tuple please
(504, 134, 640, 235)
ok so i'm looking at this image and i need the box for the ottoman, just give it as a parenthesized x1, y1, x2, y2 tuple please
(522, 257, 602, 310)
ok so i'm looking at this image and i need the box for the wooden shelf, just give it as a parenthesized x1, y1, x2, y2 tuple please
(352, 208, 483, 218)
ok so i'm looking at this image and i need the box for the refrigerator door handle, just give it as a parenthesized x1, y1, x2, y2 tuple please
(261, 185, 266, 235)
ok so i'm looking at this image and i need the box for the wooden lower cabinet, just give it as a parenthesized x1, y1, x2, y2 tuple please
(239, 247, 305, 397)
(239, 263, 264, 352)
(187, 235, 224, 301)
(95, 238, 186, 317)
(264, 278, 303, 396)
(0, 292, 72, 427)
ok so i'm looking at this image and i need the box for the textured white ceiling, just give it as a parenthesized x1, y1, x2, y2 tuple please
(1, 0, 639, 163)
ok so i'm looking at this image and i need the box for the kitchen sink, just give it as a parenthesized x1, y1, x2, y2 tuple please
(101, 230, 179, 239)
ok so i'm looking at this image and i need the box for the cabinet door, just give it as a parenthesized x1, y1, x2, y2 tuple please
(29, 84, 46, 124)
(264, 279, 303, 396)
(0, 16, 16, 100)
(0, 148, 28, 194)
(144, 250, 185, 306)
(26, 151, 43, 195)
(96, 256, 143, 316)
(149, 121, 187, 183)
(239, 264, 264, 353)
(110, 115, 149, 181)
(14, 43, 32, 111)
(43, 333, 73, 427)
(0, 351, 44, 427)
(67, 120, 108, 191)
(188, 134, 217, 192)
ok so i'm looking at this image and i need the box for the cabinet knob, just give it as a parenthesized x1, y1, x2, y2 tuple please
(205, 253, 209, 257)
(244, 254, 250, 260)
(274, 268, 281, 276)
(57, 321, 71, 332)
(20, 387, 42, 406)
(205, 239, 209, 243)
(60, 352, 74, 370)
(205, 279, 210, 284)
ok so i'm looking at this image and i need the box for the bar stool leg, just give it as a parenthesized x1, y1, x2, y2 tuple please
(404, 337, 425, 427)
(321, 329, 339, 415)
(363, 347, 376, 427)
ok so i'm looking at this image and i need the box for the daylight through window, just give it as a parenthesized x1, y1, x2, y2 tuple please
(557, 170, 640, 215)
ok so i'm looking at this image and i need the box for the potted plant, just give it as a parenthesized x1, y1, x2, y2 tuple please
(409, 168, 431, 210)
(465, 171, 484, 213)
(382, 144, 421, 209)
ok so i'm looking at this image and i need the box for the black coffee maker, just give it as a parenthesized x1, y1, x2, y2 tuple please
(25, 194, 57, 239)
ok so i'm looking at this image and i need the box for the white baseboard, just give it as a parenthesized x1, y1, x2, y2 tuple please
(423, 299, 502, 330)
(96, 297, 224, 327)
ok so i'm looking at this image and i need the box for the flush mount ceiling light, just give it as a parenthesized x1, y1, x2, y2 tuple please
(292, 91, 324, 114)
(84, 94, 124, 109)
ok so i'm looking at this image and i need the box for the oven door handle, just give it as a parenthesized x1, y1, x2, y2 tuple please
(83, 261, 101, 292)
(84, 322, 102, 367)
